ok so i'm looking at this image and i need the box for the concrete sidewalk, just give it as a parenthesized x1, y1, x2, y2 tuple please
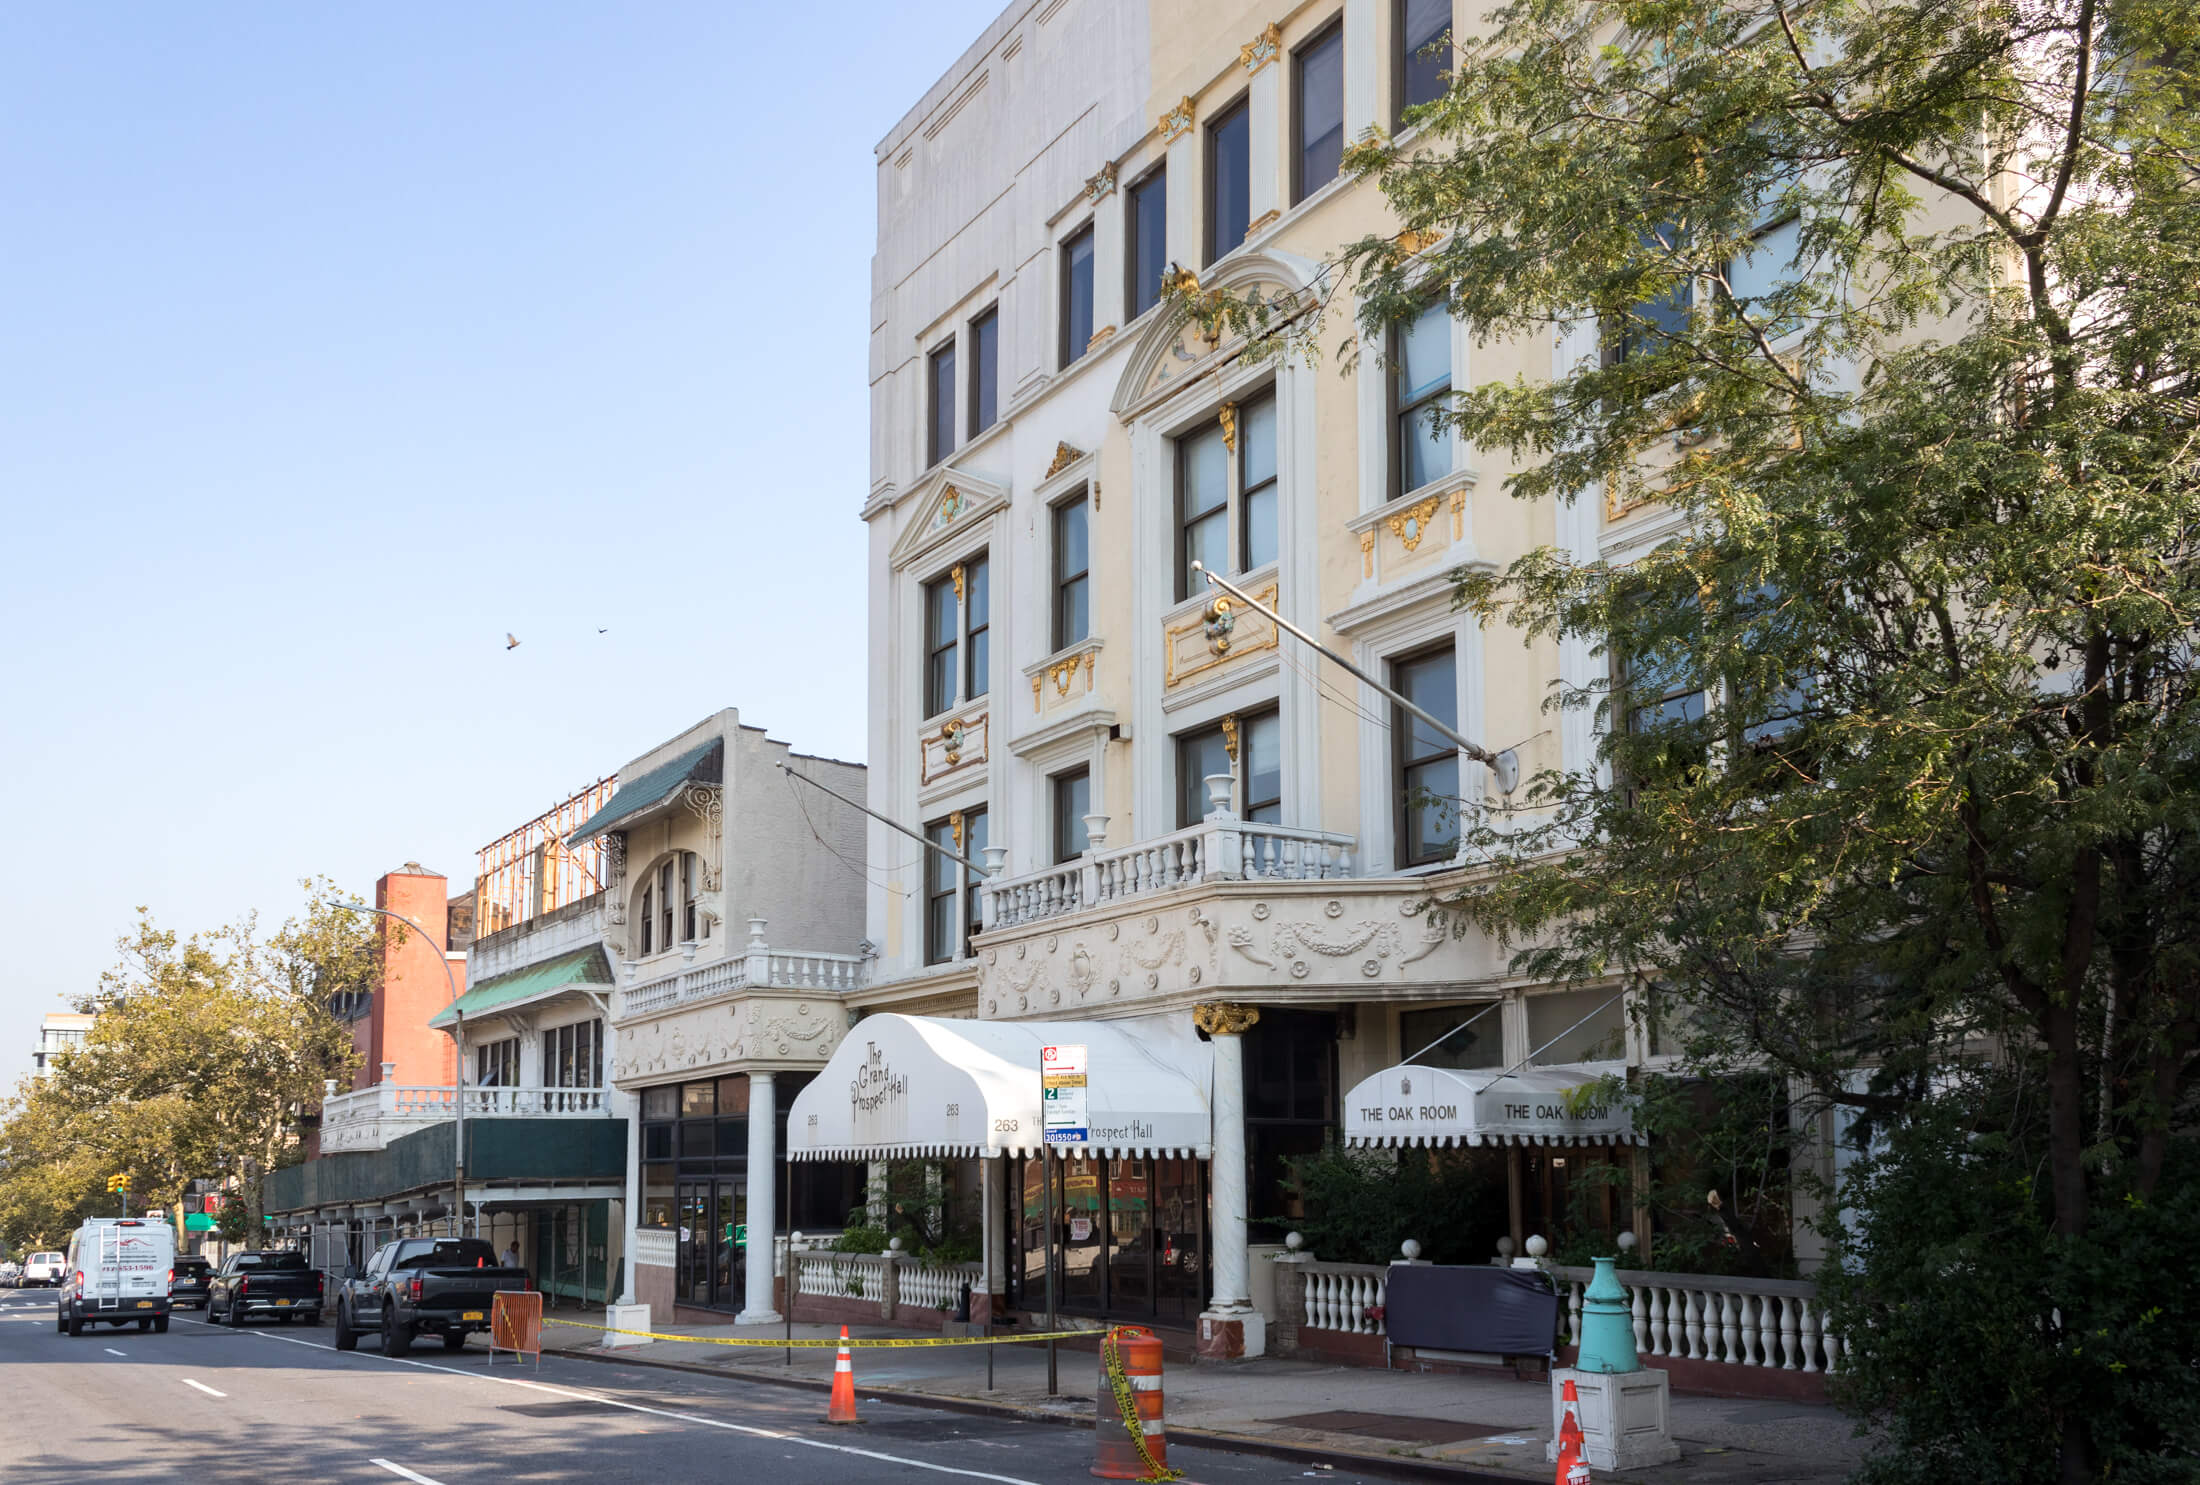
(541, 1315, 1867, 1482)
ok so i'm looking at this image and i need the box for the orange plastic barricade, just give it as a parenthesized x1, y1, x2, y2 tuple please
(1093, 1325, 1176, 1481)
(489, 1290, 542, 1367)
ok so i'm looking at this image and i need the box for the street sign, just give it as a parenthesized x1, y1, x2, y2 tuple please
(1041, 1043, 1088, 1145)
(184, 1213, 216, 1232)
(727, 1223, 748, 1247)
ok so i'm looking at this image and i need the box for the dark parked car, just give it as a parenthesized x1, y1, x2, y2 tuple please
(169, 1255, 213, 1310)
(333, 1237, 530, 1355)
(207, 1250, 324, 1326)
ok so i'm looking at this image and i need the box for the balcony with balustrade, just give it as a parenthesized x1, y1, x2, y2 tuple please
(970, 775, 1507, 1014)
(315, 1066, 615, 1154)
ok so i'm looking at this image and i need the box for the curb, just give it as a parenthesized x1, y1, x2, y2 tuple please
(545, 1342, 1531, 1484)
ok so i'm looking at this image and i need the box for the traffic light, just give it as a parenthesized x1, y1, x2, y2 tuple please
(105, 1174, 129, 1194)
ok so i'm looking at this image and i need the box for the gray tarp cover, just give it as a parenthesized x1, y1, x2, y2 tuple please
(1382, 1264, 1560, 1356)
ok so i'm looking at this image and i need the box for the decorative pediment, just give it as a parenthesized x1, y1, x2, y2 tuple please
(1110, 248, 1327, 421)
(888, 465, 1013, 572)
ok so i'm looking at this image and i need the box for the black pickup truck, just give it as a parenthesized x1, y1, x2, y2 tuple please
(207, 1250, 324, 1326)
(333, 1237, 531, 1355)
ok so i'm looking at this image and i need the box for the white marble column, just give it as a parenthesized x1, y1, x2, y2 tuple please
(981, 1155, 1007, 1305)
(1196, 1003, 1266, 1358)
(737, 1072, 781, 1323)
(618, 1086, 642, 1305)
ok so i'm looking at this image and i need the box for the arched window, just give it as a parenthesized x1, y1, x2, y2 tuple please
(636, 851, 705, 957)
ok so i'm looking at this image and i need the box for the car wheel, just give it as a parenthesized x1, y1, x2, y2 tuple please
(442, 1331, 467, 1352)
(383, 1309, 413, 1357)
(334, 1303, 358, 1352)
(137, 1317, 152, 1332)
(65, 1307, 81, 1338)
(153, 1316, 169, 1334)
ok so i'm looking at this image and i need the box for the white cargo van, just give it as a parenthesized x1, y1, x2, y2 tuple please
(59, 1218, 175, 1335)
(22, 1251, 65, 1287)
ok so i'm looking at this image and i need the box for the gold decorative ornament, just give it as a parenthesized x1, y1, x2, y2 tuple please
(1395, 227, 1437, 255)
(1083, 650, 1096, 684)
(1050, 657, 1082, 697)
(941, 719, 966, 765)
(1359, 530, 1375, 578)
(1387, 495, 1442, 552)
(1245, 208, 1280, 239)
(1218, 401, 1239, 454)
(1159, 96, 1196, 143)
(1085, 162, 1117, 201)
(1164, 581, 1278, 686)
(1086, 324, 1117, 349)
(1240, 21, 1283, 73)
(1451, 487, 1467, 541)
(1193, 1002, 1262, 1036)
(940, 484, 964, 521)
(949, 811, 965, 850)
(1203, 597, 1236, 655)
(1032, 675, 1044, 710)
(1044, 442, 1086, 479)
(1219, 714, 1240, 763)
(951, 562, 966, 601)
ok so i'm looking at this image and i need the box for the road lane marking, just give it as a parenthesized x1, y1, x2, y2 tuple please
(103, 1347, 126, 1356)
(371, 1462, 448, 1485)
(186, 1318, 1047, 1485)
(181, 1379, 227, 1398)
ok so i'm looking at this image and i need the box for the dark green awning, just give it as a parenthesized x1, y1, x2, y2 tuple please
(428, 946, 612, 1028)
(564, 738, 723, 846)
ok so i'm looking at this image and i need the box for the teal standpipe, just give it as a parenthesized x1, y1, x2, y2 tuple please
(1573, 1256, 1640, 1373)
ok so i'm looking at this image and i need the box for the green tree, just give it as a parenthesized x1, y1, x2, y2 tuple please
(0, 879, 370, 1247)
(1186, 0, 2200, 1476)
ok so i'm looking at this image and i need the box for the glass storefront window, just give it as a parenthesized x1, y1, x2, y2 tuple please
(643, 1087, 677, 1120)
(643, 1164, 674, 1230)
(1527, 989, 1628, 1063)
(717, 1075, 750, 1116)
(682, 1083, 716, 1118)
(1400, 1004, 1504, 1069)
(1015, 1154, 1206, 1322)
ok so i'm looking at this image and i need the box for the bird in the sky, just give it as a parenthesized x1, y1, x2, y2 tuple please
(597, 628, 608, 634)
(506, 633, 521, 650)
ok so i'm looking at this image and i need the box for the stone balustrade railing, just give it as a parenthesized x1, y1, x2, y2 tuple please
(317, 1079, 609, 1153)
(985, 813, 1358, 931)
(1300, 1261, 1388, 1335)
(620, 957, 751, 1019)
(1549, 1264, 1841, 1374)
(794, 1251, 886, 1301)
(789, 1249, 982, 1320)
(616, 930, 870, 1020)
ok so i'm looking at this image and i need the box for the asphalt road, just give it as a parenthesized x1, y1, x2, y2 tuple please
(0, 1287, 1439, 1484)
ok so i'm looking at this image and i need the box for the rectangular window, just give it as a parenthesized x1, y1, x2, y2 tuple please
(1053, 494, 1090, 649)
(1241, 709, 1282, 823)
(543, 1020, 603, 1089)
(1393, 643, 1459, 866)
(1397, 0, 1451, 122)
(659, 861, 675, 953)
(639, 884, 654, 955)
(1395, 300, 1453, 495)
(1238, 392, 1278, 571)
(1127, 166, 1168, 320)
(961, 807, 988, 955)
(474, 1037, 519, 1089)
(924, 572, 958, 717)
(1725, 212, 1803, 325)
(1060, 225, 1095, 368)
(1052, 767, 1091, 863)
(963, 554, 990, 700)
(1205, 98, 1251, 266)
(924, 819, 959, 965)
(1176, 421, 1230, 601)
(1606, 225, 1693, 365)
(968, 307, 999, 437)
(1399, 1003, 1503, 1070)
(927, 340, 957, 464)
(1293, 22, 1346, 204)
(681, 852, 698, 943)
(1176, 721, 1237, 829)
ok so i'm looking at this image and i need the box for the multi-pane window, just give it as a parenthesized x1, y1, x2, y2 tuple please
(681, 852, 700, 943)
(925, 573, 959, 717)
(1725, 205, 1804, 335)
(1397, 0, 1451, 121)
(1061, 225, 1095, 368)
(658, 859, 676, 952)
(1127, 166, 1168, 320)
(636, 857, 695, 955)
(1175, 709, 1278, 828)
(1052, 768, 1090, 863)
(924, 810, 989, 964)
(923, 556, 990, 717)
(639, 882, 655, 954)
(1053, 494, 1090, 649)
(927, 340, 957, 464)
(968, 307, 999, 437)
(1240, 709, 1282, 823)
(1395, 300, 1453, 495)
(925, 818, 959, 965)
(475, 1037, 519, 1089)
(1177, 723, 1236, 829)
(1606, 226, 1693, 366)
(963, 555, 990, 700)
(1206, 99, 1251, 266)
(543, 1019, 603, 1088)
(1293, 22, 1346, 204)
(1392, 643, 1460, 866)
(1239, 395, 1278, 571)
(1174, 391, 1279, 600)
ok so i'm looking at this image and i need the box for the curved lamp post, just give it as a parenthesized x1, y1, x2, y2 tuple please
(336, 902, 468, 1238)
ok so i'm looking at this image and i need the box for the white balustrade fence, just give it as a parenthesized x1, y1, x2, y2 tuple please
(768, 952, 866, 991)
(620, 958, 751, 1018)
(985, 817, 1361, 930)
(795, 1252, 886, 1302)
(1550, 1266, 1841, 1375)
(1238, 825, 1356, 881)
(897, 1259, 983, 1313)
(1300, 1262, 1388, 1335)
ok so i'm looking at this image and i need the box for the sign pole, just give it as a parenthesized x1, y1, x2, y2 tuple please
(1042, 1146, 1058, 1395)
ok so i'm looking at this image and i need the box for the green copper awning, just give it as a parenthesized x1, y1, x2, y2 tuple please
(564, 738, 722, 846)
(429, 946, 612, 1028)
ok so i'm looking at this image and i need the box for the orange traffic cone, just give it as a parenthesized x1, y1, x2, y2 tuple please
(826, 1326, 859, 1424)
(1553, 1378, 1590, 1484)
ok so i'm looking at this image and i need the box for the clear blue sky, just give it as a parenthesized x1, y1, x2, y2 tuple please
(0, 2, 1007, 1085)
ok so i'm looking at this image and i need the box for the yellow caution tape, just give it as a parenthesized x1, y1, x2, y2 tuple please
(542, 1316, 1094, 1349)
